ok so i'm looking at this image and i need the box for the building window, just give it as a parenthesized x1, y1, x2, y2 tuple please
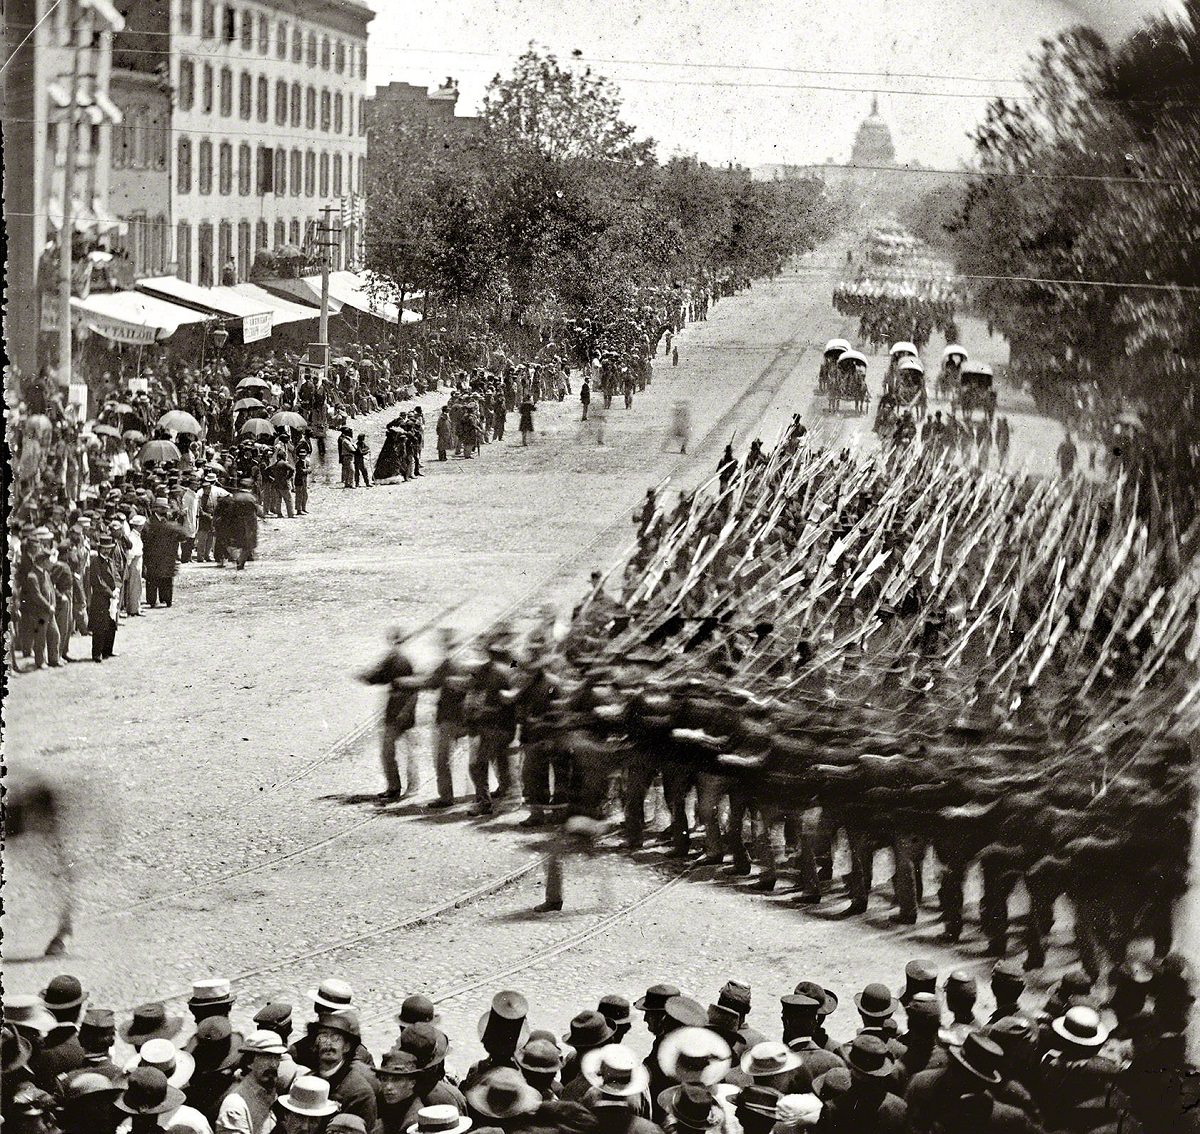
(286, 219, 298, 245)
(276, 20, 287, 59)
(198, 138, 213, 194)
(238, 142, 251, 194)
(113, 119, 130, 169)
(202, 1, 216, 39)
(290, 81, 301, 127)
(198, 221, 213, 285)
(257, 13, 268, 53)
(275, 80, 287, 125)
(347, 44, 354, 78)
(290, 149, 301, 195)
(257, 145, 274, 193)
(150, 111, 167, 170)
(306, 31, 316, 66)
(320, 36, 330, 69)
(219, 141, 233, 194)
(305, 87, 316, 130)
(256, 219, 268, 249)
(202, 63, 213, 113)
(129, 107, 145, 166)
(221, 4, 236, 43)
(291, 27, 301, 62)
(238, 220, 252, 280)
(360, 95, 367, 136)
(181, 1, 194, 35)
(335, 40, 345, 73)
(274, 219, 286, 248)
(274, 148, 286, 195)
(319, 151, 329, 198)
(177, 137, 192, 192)
(357, 156, 365, 194)
(240, 8, 252, 50)
(360, 47, 367, 79)
(179, 59, 195, 110)
(333, 92, 343, 134)
(256, 75, 268, 122)
(239, 72, 251, 119)
(347, 95, 353, 137)
(219, 67, 232, 116)
(177, 221, 192, 280)
(333, 153, 343, 197)
(219, 220, 233, 276)
(320, 89, 330, 132)
(305, 150, 315, 196)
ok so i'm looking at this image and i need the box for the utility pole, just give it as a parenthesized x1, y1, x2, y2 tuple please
(57, 6, 94, 388)
(318, 204, 338, 350)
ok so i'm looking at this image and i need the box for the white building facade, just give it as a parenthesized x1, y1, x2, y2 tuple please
(167, 0, 373, 286)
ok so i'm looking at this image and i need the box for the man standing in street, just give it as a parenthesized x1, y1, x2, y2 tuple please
(142, 501, 190, 609)
(88, 533, 121, 662)
(179, 472, 200, 563)
(359, 627, 422, 801)
(338, 427, 356, 488)
(294, 443, 311, 515)
(223, 479, 263, 570)
(196, 472, 228, 562)
(580, 378, 591, 421)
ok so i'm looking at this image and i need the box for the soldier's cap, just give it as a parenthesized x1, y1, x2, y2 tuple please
(779, 994, 819, 1017)
(663, 996, 708, 1029)
(904, 993, 940, 1026)
(253, 1003, 293, 1029)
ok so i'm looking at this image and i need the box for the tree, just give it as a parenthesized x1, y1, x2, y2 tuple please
(482, 44, 656, 164)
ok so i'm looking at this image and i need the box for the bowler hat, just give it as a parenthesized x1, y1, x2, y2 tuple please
(42, 974, 86, 1011)
(634, 983, 680, 1013)
(399, 994, 440, 1027)
(853, 984, 898, 1020)
(120, 1002, 183, 1045)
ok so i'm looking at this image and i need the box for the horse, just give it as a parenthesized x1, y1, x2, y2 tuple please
(5, 769, 75, 956)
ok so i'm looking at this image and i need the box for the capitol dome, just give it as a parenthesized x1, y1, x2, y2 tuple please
(850, 98, 897, 167)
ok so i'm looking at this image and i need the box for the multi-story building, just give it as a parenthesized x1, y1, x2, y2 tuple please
(3, 0, 127, 378)
(108, 0, 373, 288)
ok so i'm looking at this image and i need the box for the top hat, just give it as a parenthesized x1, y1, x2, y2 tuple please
(948, 1034, 1004, 1086)
(666, 1083, 723, 1131)
(120, 1003, 183, 1045)
(634, 984, 681, 1013)
(853, 984, 898, 1020)
(597, 995, 632, 1028)
(991, 961, 1026, 992)
(278, 1075, 339, 1117)
(399, 995, 440, 1027)
(844, 1036, 895, 1079)
(406, 1105, 472, 1134)
(581, 1044, 651, 1097)
(900, 962, 938, 1004)
(478, 991, 529, 1050)
(42, 975, 86, 1011)
(658, 1027, 733, 1086)
(563, 1011, 615, 1052)
(116, 1067, 187, 1116)
(399, 1021, 451, 1070)
(464, 1067, 542, 1120)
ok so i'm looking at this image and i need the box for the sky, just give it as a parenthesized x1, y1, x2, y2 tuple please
(364, 0, 1185, 170)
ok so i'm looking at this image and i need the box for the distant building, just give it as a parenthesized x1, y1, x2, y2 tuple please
(3, 0, 127, 378)
(365, 77, 482, 190)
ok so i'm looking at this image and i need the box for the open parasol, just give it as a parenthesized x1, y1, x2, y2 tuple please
(239, 418, 275, 437)
(233, 397, 264, 411)
(158, 409, 202, 434)
(122, 429, 147, 443)
(270, 411, 307, 430)
(138, 439, 181, 463)
(236, 376, 271, 391)
(91, 423, 122, 439)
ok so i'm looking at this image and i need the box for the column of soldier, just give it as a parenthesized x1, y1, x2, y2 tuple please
(2, 949, 1191, 1130)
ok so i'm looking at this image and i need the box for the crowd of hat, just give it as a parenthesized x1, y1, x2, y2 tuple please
(4, 952, 1190, 1134)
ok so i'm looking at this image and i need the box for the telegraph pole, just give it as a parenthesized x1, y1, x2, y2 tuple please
(317, 204, 338, 351)
(57, 7, 93, 388)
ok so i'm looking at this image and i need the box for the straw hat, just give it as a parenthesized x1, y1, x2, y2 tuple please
(658, 1027, 733, 1086)
(581, 1044, 651, 1098)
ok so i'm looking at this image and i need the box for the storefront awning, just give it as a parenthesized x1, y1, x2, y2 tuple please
(136, 276, 274, 343)
(273, 271, 421, 325)
(229, 282, 322, 326)
(60, 290, 208, 344)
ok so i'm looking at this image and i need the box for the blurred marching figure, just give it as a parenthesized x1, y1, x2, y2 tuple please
(6, 769, 75, 955)
(358, 626, 422, 801)
(667, 401, 691, 454)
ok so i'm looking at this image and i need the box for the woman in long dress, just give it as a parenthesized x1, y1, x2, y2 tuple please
(373, 418, 409, 483)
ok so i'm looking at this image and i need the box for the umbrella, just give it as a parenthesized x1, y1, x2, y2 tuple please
(122, 429, 147, 443)
(158, 409, 202, 434)
(107, 402, 134, 414)
(239, 418, 275, 437)
(236, 376, 271, 391)
(270, 411, 307, 430)
(91, 424, 122, 439)
(139, 439, 181, 463)
(233, 397, 264, 411)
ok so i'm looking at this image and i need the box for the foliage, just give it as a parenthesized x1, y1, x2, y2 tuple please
(946, 5, 1200, 499)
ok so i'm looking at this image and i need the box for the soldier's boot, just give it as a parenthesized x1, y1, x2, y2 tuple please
(938, 865, 966, 941)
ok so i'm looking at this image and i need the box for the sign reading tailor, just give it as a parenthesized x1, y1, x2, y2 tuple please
(241, 311, 273, 344)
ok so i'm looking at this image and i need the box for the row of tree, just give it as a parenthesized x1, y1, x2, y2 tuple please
(908, 2, 1198, 504)
(364, 47, 844, 338)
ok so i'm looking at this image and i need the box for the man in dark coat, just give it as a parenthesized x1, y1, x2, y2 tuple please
(142, 502, 189, 608)
(359, 628, 421, 800)
(311, 1010, 379, 1130)
(221, 480, 263, 570)
(87, 535, 121, 662)
(31, 975, 88, 1090)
